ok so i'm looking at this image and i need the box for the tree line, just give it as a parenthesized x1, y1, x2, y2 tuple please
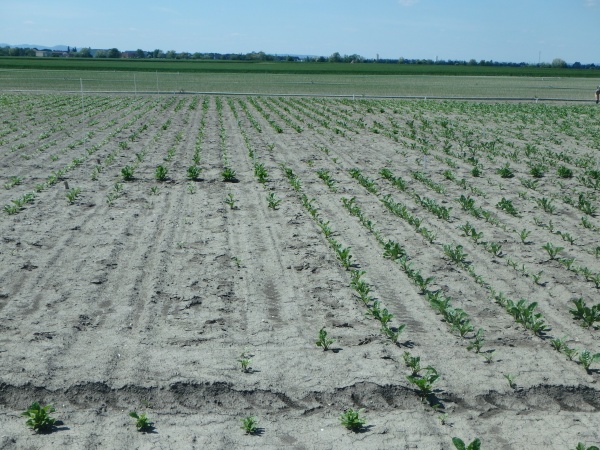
(0, 46, 597, 69)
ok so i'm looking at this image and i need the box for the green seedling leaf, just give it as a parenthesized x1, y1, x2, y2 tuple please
(21, 402, 56, 433)
(129, 411, 152, 431)
(316, 328, 334, 351)
(240, 415, 259, 434)
(339, 408, 366, 431)
(452, 437, 481, 450)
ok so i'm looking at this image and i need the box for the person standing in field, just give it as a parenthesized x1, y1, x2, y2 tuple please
(596, 86, 600, 104)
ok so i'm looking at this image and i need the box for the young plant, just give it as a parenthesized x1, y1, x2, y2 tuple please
(221, 167, 237, 182)
(496, 197, 519, 216)
(530, 270, 544, 285)
(21, 402, 56, 433)
(240, 416, 259, 435)
(225, 192, 237, 209)
(506, 298, 549, 335)
(485, 241, 503, 257)
(536, 197, 556, 214)
(4, 203, 20, 215)
(569, 298, 600, 328)
(350, 272, 374, 304)
(254, 163, 269, 183)
(529, 165, 545, 178)
(466, 328, 485, 353)
(129, 411, 152, 431)
(437, 412, 449, 425)
(550, 336, 568, 352)
(481, 350, 495, 364)
(578, 350, 600, 373)
(335, 246, 353, 270)
(542, 242, 564, 260)
(238, 350, 252, 373)
(403, 351, 422, 376)
(155, 165, 168, 181)
(406, 366, 439, 397)
(383, 240, 406, 260)
(452, 437, 481, 450)
(266, 192, 282, 209)
(459, 222, 483, 243)
(187, 165, 201, 181)
(412, 272, 434, 293)
(366, 301, 394, 326)
(572, 443, 599, 450)
(316, 327, 334, 351)
(380, 324, 406, 344)
(497, 163, 514, 178)
(557, 165, 573, 178)
(339, 408, 366, 432)
(504, 373, 517, 390)
(443, 244, 468, 264)
(519, 229, 531, 244)
(563, 346, 579, 361)
(121, 165, 135, 181)
(453, 319, 474, 338)
(65, 187, 81, 204)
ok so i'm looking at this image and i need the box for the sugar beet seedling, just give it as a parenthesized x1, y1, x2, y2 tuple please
(316, 328, 334, 351)
(22, 402, 56, 433)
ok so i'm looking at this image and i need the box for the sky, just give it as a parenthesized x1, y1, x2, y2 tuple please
(1, 0, 598, 64)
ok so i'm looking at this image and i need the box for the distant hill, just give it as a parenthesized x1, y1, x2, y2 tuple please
(0, 43, 71, 51)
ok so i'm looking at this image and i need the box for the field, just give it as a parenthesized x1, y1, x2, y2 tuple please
(1, 59, 599, 99)
(1, 92, 600, 449)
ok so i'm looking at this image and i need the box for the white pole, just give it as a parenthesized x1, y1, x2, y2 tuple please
(80, 78, 85, 118)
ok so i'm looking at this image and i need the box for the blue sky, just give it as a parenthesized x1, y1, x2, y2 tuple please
(1, 0, 598, 63)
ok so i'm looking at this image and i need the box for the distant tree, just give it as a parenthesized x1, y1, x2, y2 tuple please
(151, 49, 165, 58)
(572, 61, 581, 69)
(72, 47, 77, 53)
(77, 47, 92, 58)
(329, 52, 342, 62)
(165, 50, 177, 59)
(344, 54, 364, 63)
(552, 58, 567, 68)
(95, 50, 108, 58)
(135, 49, 145, 58)
(107, 48, 121, 58)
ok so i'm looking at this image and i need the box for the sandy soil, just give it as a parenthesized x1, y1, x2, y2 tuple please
(0, 93, 599, 449)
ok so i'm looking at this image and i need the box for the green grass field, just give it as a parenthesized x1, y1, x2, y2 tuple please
(1, 57, 599, 99)
(1, 57, 599, 77)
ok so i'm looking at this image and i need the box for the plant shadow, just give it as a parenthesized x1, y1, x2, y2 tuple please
(36, 420, 70, 434)
(247, 427, 265, 437)
(397, 340, 415, 349)
(424, 391, 446, 410)
(352, 424, 375, 434)
(139, 424, 158, 434)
